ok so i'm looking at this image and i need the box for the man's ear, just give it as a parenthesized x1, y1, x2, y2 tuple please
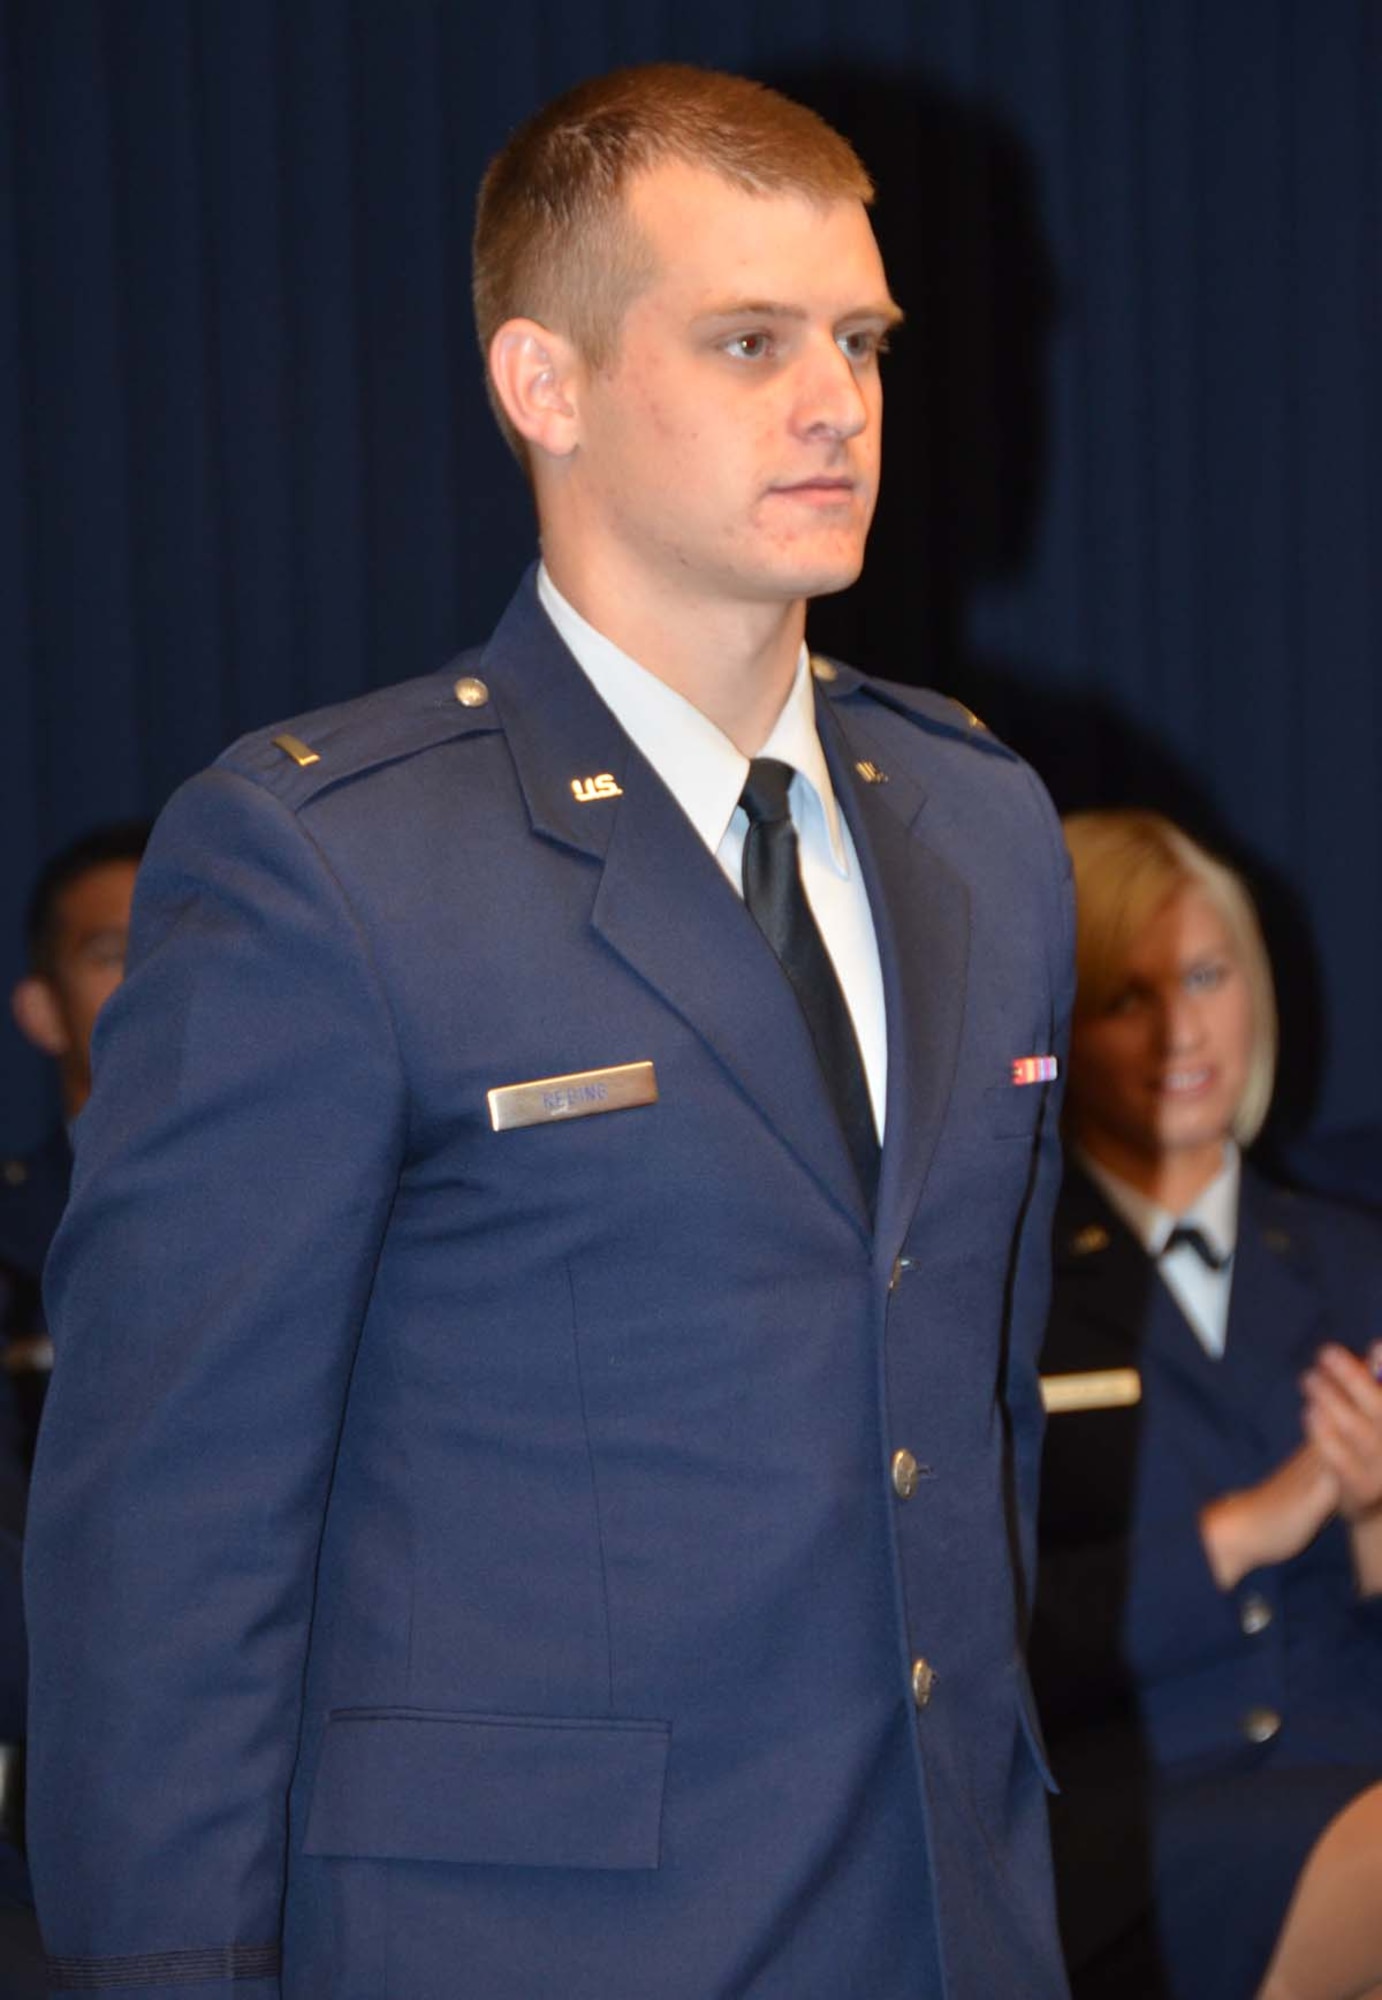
(11, 977, 69, 1059)
(488, 319, 583, 461)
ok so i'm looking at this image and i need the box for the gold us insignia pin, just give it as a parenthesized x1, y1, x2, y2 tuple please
(571, 774, 623, 803)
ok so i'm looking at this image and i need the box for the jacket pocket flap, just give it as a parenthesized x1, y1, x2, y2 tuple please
(303, 1708, 670, 1870)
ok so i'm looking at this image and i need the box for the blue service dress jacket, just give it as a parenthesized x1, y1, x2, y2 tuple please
(26, 572, 1074, 2000)
(1032, 1162, 1382, 2000)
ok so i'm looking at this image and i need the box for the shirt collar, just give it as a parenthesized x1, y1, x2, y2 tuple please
(757, 658, 849, 875)
(1080, 1143, 1241, 1262)
(537, 562, 848, 873)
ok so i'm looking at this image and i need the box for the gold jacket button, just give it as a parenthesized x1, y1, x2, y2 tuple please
(911, 1657, 936, 1710)
(891, 1450, 920, 1500)
(454, 676, 490, 707)
(1239, 1593, 1273, 1636)
(1242, 1705, 1281, 1744)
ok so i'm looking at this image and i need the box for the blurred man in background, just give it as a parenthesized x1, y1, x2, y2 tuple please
(0, 821, 146, 1994)
(3, 821, 149, 1465)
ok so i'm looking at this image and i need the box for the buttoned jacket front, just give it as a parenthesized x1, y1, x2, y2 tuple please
(27, 574, 1073, 2000)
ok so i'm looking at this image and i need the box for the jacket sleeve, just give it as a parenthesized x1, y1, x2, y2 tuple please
(24, 768, 408, 1996)
(1031, 1498, 1249, 1732)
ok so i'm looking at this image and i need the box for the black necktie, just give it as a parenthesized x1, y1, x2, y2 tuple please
(1162, 1224, 1231, 1272)
(739, 758, 880, 1210)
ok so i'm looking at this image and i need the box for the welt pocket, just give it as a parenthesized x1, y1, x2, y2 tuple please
(303, 1707, 670, 1870)
(984, 1081, 1051, 1140)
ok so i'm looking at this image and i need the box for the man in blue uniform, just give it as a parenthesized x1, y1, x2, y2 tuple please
(3, 822, 148, 1469)
(26, 65, 1073, 1998)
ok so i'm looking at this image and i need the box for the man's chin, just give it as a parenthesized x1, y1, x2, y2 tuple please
(728, 537, 868, 608)
(789, 547, 869, 603)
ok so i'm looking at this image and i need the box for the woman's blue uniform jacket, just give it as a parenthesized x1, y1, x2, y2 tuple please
(1033, 1161, 1382, 1997)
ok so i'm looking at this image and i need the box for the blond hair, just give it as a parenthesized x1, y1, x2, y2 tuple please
(1062, 809, 1278, 1145)
(473, 63, 874, 459)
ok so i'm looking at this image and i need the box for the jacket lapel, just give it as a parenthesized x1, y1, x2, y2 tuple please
(1051, 1166, 1325, 1459)
(1051, 1171, 1227, 1410)
(1049, 1172, 1167, 1370)
(815, 691, 970, 1267)
(482, 578, 871, 1239)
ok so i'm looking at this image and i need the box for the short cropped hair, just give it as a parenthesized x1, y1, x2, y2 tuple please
(1062, 809, 1278, 1146)
(473, 63, 874, 459)
(25, 821, 150, 978)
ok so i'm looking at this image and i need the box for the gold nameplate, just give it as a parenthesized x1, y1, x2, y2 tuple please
(1040, 1368, 1142, 1415)
(488, 1060, 658, 1133)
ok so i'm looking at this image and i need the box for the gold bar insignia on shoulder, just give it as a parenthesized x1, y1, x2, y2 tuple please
(488, 1060, 658, 1133)
(1040, 1367, 1142, 1414)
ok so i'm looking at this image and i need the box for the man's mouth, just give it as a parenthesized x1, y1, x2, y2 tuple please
(769, 476, 858, 503)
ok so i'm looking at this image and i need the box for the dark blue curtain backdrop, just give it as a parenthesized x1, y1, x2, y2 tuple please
(2, 1, 1379, 1154)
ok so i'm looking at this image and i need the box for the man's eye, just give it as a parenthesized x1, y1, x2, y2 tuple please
(838, 329, 889, 362)
(727, 332, 773, 360)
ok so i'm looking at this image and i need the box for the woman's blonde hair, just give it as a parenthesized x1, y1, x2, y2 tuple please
(1062, 809, 1278, 1145)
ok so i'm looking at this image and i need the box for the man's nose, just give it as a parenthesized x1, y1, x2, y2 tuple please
(794, 337, 870, 440)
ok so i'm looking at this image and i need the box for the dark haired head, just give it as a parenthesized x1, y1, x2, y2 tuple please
(26, 822, 152, 977)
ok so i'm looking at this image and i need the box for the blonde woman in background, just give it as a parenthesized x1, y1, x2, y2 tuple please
(1032, 809, 1382, 2000)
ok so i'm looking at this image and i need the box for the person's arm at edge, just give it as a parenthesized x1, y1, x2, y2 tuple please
(24, 768, 407, 1998)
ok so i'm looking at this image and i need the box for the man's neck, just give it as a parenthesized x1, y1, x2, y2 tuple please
(541, 549, 806, 757)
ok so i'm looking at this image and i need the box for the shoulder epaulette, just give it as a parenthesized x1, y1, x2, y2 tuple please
(218, 664, 502, 807)
(810, 654, 1017, 760)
